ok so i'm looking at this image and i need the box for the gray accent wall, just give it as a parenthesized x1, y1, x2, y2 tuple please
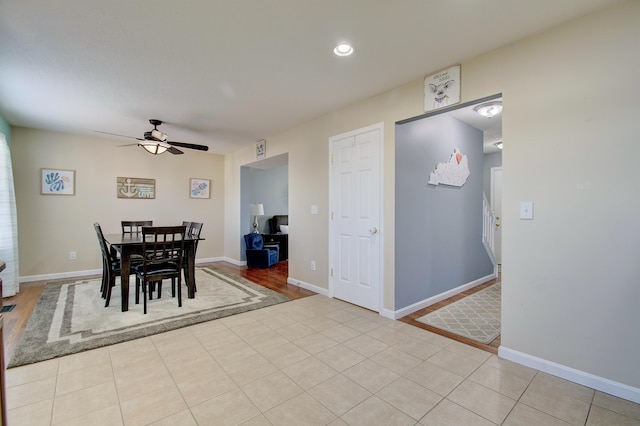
(395, 113, 494, 309)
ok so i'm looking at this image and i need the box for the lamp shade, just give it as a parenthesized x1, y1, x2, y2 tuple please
(250, 203, 264, 216)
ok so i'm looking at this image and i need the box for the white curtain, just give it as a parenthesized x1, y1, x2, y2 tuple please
(0, 133, 19, 297)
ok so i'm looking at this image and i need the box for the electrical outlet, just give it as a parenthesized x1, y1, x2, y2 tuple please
(310, 261, 316, 271)
(69, 251, 77, 260)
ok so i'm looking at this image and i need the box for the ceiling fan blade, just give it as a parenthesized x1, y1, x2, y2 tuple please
(95, 130, 143, 140)
(117, 143, 139, 147)
(167, 146, 184, 155)
(167, 141, 209, 151)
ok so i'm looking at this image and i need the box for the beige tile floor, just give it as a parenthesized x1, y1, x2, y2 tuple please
(5, 294, 640, 425)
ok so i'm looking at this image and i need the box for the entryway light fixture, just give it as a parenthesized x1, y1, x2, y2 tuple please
(139, 142, 171, 155)
(333, 43, 354, 57)
(474, 101, 503, 118)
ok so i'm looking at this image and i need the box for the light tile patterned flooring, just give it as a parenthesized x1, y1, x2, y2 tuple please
(6, 295, 640, 425)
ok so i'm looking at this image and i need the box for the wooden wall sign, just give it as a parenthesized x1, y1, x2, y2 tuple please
(117, 177, 156, 199)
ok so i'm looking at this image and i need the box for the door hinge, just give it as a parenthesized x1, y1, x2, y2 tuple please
(331, 211, 334, 220)
(330, 268, 333, 277)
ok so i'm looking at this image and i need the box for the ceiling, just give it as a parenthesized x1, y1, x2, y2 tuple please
(449, 98, 503, 154)
(0, 1, 620, 155)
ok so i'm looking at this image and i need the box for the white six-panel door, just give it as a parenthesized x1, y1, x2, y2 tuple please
(329, 123, 383, 312)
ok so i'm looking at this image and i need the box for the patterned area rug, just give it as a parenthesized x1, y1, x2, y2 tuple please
(8, 266, 291, 368)
(416, 283, 501, 344)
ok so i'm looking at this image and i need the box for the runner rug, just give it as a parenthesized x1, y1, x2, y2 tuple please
(416, 282, 501, 344)
(8, 266, 291, 368)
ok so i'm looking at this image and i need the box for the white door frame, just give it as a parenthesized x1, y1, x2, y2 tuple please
(328, 122, 384, 312)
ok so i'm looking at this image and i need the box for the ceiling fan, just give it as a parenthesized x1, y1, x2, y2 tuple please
(97, 119, 209, 155)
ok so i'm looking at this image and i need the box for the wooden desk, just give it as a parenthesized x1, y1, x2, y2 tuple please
(262, 233, 288, 261)
(104, 234, 202, 312)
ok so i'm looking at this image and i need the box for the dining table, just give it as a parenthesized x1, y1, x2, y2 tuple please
(104, 232, 203, 312)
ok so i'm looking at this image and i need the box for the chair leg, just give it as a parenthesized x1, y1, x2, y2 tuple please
(143, 280, 148, 314)
(177, 277, 182, 308)
(100, 260, 108, 298)
(171, 278, 176, 298)
(135, 277, 140, 305)
(104, 274, 114, 307)
(156, 280, 162, 299)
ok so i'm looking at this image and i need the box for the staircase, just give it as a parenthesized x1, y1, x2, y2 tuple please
(482, 194, 498, 273)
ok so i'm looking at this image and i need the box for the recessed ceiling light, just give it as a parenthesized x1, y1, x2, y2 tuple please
(474, 101, 503, 118)
(333, 43, 353, 57)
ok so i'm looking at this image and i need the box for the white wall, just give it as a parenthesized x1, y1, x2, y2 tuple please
(223, 1, 640, 398)
(497, 2, 640, 394)
(12, 128, 225, 278)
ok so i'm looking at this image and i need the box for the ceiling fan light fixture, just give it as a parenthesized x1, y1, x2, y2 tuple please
(139, 141, 170, 155)
(474, 101, 503, 118)
(333, 43, 353, 57)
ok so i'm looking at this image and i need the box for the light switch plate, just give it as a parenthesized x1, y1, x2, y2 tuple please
(520, 202, 534, 220)
(311, 205, 318, 215)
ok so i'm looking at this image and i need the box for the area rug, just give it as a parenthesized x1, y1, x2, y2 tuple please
(416, 283, 501, 344)
(8, 266, 291, 368)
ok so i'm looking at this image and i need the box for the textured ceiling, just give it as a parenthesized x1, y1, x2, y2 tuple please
(0, 0, 620, 154)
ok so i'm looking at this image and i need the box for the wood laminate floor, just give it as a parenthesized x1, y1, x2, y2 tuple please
(399, 276, 501, 355)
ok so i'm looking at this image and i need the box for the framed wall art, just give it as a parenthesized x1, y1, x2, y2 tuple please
(190, 178, 211, 199)
(256, 139, 266, 159)
(424, 64, 461, 112)
(41, 168, 75, 195)
(117, 177, 156, 199)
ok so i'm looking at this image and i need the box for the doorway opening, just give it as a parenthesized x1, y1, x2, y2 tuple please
(240, 153, 289, 263)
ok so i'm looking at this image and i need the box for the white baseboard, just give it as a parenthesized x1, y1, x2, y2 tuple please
(389, 272, 497, 320)
(202, 257, 238, 265)
(287, 277, 329, 297)
(379, 308, 396, 320)
(19, 257, 229, 283)
(499, 346, 640, 404)
(19, 268, 103, 283)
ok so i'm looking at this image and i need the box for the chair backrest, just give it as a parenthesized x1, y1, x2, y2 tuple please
(269, 215, 288, 234)
(141, 225, 186, 269)
(244, 233, 264, 250)
(122, 220, 152, 236)
(94, 222, 115, 263)
(188, 222, 203, 239)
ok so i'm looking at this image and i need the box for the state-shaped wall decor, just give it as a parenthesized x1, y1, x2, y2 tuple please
(428, 148, 470, 187)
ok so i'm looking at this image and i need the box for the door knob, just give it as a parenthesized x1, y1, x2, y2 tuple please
(370, 227, 378, 234)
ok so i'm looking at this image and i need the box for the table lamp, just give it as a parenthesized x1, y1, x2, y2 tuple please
(250, 203, 264, 233)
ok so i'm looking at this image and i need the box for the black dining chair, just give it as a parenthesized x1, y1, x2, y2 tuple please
(119, 220, 153, 264)
(121, 220, 153, 236)
(94, 223, 136, 307)
(133, 225, 186, 314)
